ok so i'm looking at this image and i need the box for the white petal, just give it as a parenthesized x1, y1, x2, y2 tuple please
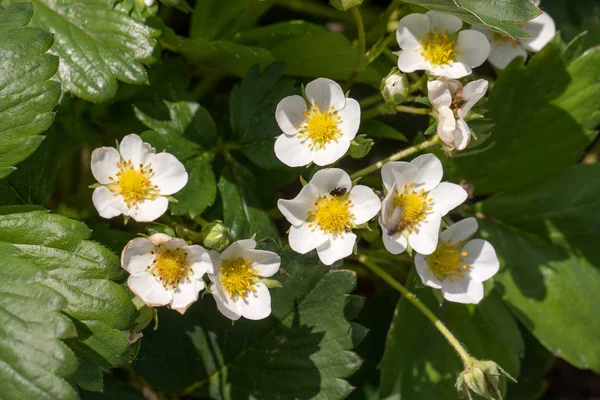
(121, 237, 155, 275)
(309, 168, 352, 194)
(221, 239, 257, 260)
(316, 232, 356, 266)
(414, 253, 442, 289)
(488, 41, 527, 69)
(90, 147, 120, 184)
(408, 212, 442, 255)
(440, 217, 478, 245)
(276, 95, 308, 136)
(429, 62, 472, 79)
(119, 134, 155, 166)
(242, 249, 281, 277)
(337, 98, 360, 141)
(410, 153, 443, 191)
(128, 197, 169, 222)
(210, 284, 241, 320)
(428, 182, 468, 216)
(92, 186, 127, 219)
(305, 78, 346, 111)
(437, 106, 457, 147)
(274, 134, 314, 167)
(162, 238, 188, 251)
(277, 184, 319, 226)
(427, 80, 452, 111)
(380, 221, 408, 254)
(455, 30, 491, 68)
(397, 49, 431, 73)
(521, 12, 556, 52)
(288, 223, 328, 254)
(128, 273, 171, 307)
(349, 185, 381, 224)
(313, 138, 351, 166)
(396, 13, 430, 51)
(461, 79, 489, 114)
(239, 283, 272, 320)
(148, 233, 174, 246)
(170, 278, 204, 314)
(462, 239, 500, 281)
(146, 152, 188, 195)
(425, 11, 462, 35)
(450, 114, 471, 151)
(381, 162, 418, 193)
(185, 245, 214, 276)
(441, 277, 484, 304)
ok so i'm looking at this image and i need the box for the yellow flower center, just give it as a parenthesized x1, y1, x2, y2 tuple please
(297, 102, 342, 150)
(150, 247, 191, 289)
(392, 183, 433, 232)
(420, 27, 459, 65)
(108, 160, 158, 207)
(309, 195, 354, 235)
(426, 241, 470, 282)
(220, 257, 257, 299)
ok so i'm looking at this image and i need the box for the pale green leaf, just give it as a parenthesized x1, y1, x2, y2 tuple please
(0, 2, 60, 180)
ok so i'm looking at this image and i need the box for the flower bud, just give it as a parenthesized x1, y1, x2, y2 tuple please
(381, 69, 409, 105)
(330, 0, 363, 11)
(456, 360, 516, 400)
(349, 134, 374, 159)
(202, 220, 231, 252)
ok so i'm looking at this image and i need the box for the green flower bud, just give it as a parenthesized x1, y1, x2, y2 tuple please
(202, 221, 231, 251)
(381, 69, 409, 105)
(456, 359, 516, 400)
(349, 134, 374, 159)
(330, 0, 363, 11)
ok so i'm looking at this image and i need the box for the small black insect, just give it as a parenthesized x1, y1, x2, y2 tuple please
(329, 187, 347, 197)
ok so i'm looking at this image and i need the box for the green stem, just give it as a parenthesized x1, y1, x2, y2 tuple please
(397, 105, 432, 115)
(350, 135, 440, 179)
(361, 103, 431, 120)
(344, 6, 367, 91)
(360, 93, 383, 108)
(273, 0, 353, 23)
(358, 254, 473, 369)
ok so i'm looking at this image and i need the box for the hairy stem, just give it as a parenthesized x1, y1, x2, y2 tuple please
(358, 254, 473, 368)
(344, 6, 367, 90)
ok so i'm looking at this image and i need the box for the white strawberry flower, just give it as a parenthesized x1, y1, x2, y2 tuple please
(91, 134, 188, 222)
(208, 239, 281, 321)
(379, 154, 467, 255)
(428, 77, 488, 151)
(472, 2, 556, 70)
(274, 78, 360, 167)
(121, 233, 213, 314)
(396, 11, 490, 78)
(415, 218, 500, 304)
(278, 168, 381, 265)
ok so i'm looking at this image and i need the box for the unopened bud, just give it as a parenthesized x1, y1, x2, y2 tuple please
(456, 359, 516, 400)
(202, 221, 231, 251)
(330, 0, 363, 11)
(381, 69, 409, 105)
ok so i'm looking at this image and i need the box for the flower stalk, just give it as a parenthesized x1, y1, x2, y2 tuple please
(358, 254, 473, 369)
(344, 6, 367, 90)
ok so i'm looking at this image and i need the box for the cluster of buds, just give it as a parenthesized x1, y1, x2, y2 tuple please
(456, 359, 516, 400)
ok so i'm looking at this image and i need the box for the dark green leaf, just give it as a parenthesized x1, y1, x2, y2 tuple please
(190, 0, 272, 40)
(402, 0, 540, 39)
(160, 0, 192, 13)
(80, 373, 145, 399)
(478, 163, 600, 372)
(133, 247, 362, 399)
(451, 41, 600, 194)
(380, 286, 523, 399)
(0, 2, 60, 180)
(218, 161, 279, 240)
(361, 119, 408, 142)
(8, 0, 162, 102)
(0, 210, 137, 391)
(236, 21, 383, 86)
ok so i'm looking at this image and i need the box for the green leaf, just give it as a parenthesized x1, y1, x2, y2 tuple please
(361, 119, 408, 142)
(218, 161, 279, 241)
(402, 0, 540, 39)
(236, 21, 383, 86)
(190, 0, 272, 40)
(0, 2, 60, 180)
(477, 163, 600, 372)
(0, 209, 137, 391)
(160, 0, 192, 13)
(380, 286, 523, 399)
(136, 99, 219, 218)
(80, 373, 145, 399)
(450, 41, 600, 194)
(11, 0, 162, 103)
(133, 247, 363, 399)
